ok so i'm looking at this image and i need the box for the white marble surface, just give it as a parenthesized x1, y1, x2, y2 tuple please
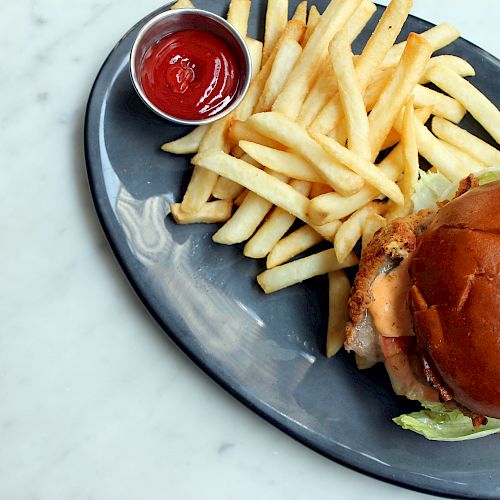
(1, 1, 498, 499)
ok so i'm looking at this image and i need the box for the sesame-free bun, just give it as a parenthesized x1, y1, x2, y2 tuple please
(409, 180, 500, 418)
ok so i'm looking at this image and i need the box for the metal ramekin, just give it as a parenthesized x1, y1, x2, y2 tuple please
(130, 9, 252, 126)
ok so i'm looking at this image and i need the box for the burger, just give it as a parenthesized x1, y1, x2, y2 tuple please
(344, 174, 500, 440)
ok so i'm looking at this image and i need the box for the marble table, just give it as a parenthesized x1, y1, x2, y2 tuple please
(2, 1, 498, 499)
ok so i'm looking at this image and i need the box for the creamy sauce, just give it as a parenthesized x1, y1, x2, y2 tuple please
(368, 257, 414, 337)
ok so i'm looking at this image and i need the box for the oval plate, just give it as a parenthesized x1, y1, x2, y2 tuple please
(84, 3, 500, 498)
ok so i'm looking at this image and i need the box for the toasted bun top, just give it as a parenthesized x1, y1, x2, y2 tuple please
(409, 180, 500, 418)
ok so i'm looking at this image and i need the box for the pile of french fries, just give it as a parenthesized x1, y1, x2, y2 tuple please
(163, 0, 500, 357)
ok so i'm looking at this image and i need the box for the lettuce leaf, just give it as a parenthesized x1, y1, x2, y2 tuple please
(411, 166, 500, 213)
(394, 402, 500, 441)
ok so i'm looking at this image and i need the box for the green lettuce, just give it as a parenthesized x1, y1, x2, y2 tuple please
(412, 166, 500, 212)
(394, 402, 500, 441)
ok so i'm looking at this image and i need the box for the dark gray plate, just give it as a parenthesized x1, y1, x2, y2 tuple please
(84, 3, 500, 498)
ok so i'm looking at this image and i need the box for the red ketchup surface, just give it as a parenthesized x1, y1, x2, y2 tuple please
(140, 29, 240, 121)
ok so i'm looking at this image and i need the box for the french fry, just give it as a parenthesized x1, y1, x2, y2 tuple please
(309, 182, 333, 198)
(413, 119, 470, 181)
(426, 64, 500, 143)
(212, 168, 289, 244)
(307, 144, 403, 224)
(161, 125, 209, 154)
(312, 220, 342, 243)
(212, 153, 260, 200)
(272, 0, 362, 121)
(227, 0, 252, 38)
(180, 117, 231, 213)
(382, 22, 460, 69)
(246, 38, 264, 79)
(334, 201, 386, 263)
(422, 55, 475, 82)
(193, 150, 311, 221)
(263, 0, 289, 63)
(234, 189, 248, 207)
(310, 0, 413, 135)
(171, 0, 195, 9)
(229, 120, 284, 150)
(439, 140, 487, 174)
(239, 141, 325, 182)
(302, 5, 320, 46)
(254, 38, 302, 113)
(311, 132, 404, 205)
(399, 96, 419, 216)
(248, 112, 364, 195)
(266, 225, 324, 268)
(380, 105, 432, 151)
(412, 84, 466, 123)
(244, 180, 312, 258)
(326, 270, 351, 357)
(171, 200, 232, 224)
(361, 214, 386, 252)
(431, 116, 500, 166)
(292, 0, 307, 22)
(330, 28, 370, 159)
(257, 248, 359, 294)
(368, 33, 432, 161)
(297, 0, 376, 127)
(235, 20, 306, 121)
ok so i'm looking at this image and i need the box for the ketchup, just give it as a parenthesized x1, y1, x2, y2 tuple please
(140, 29, 240, 121)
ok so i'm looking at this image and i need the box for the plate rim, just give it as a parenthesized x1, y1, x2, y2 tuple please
(83, 4, 500, 499)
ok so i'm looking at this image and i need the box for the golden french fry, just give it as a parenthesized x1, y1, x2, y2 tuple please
(380, 105, 432, 151)
(412, 84, 466, 123)
(311, 132, 404, 205)
(180, 117, 231, 213)
(312, 220, 342, 243)
(297, 0, 375, 128)
(422, 55, 475, 82)
(193, 150, 311, 221)
(244, 180, 312, 258)
(248, 112, 363, 195)
(229, 120, 284, 150)
(439, 140, 487, 174)
(212, 168, 289, 244)
(171, 0, 195, 9)
(413, 119, 469, 181)
(426, 64, 500, 143)
(326, 270, 351, 357)
(263, 0, 289, 63)
(272, 0, 362, 121)
(254, 38, 302, 113)
(171, 200, 232, 224)
(309, 182, 333, 198)
(246, 38, 264, 79)
(361, 214, 386, 252)
(235, 20, 306, 121)
(330, 28, 370, 160)
(368, 33, 432, 161)
(307, 144, 403, 224)
(382, 22, 460, 69)
(292, 0, 307, 22)
(334, 201, 386, 263)
(431, 116, 500, 166)
(399, 96, 419, 215)
(212, 153, 260, 200)
(266, 225, 324, 268)
(239, 141, 325, 182)
(227, 0, 251, 37)
(302, 5, 320, 46)
(257, 248, 359, 294)
(161, 125, 209, 154)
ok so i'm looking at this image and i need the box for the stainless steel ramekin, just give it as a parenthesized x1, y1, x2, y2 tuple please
(130, 9, 252, 126)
